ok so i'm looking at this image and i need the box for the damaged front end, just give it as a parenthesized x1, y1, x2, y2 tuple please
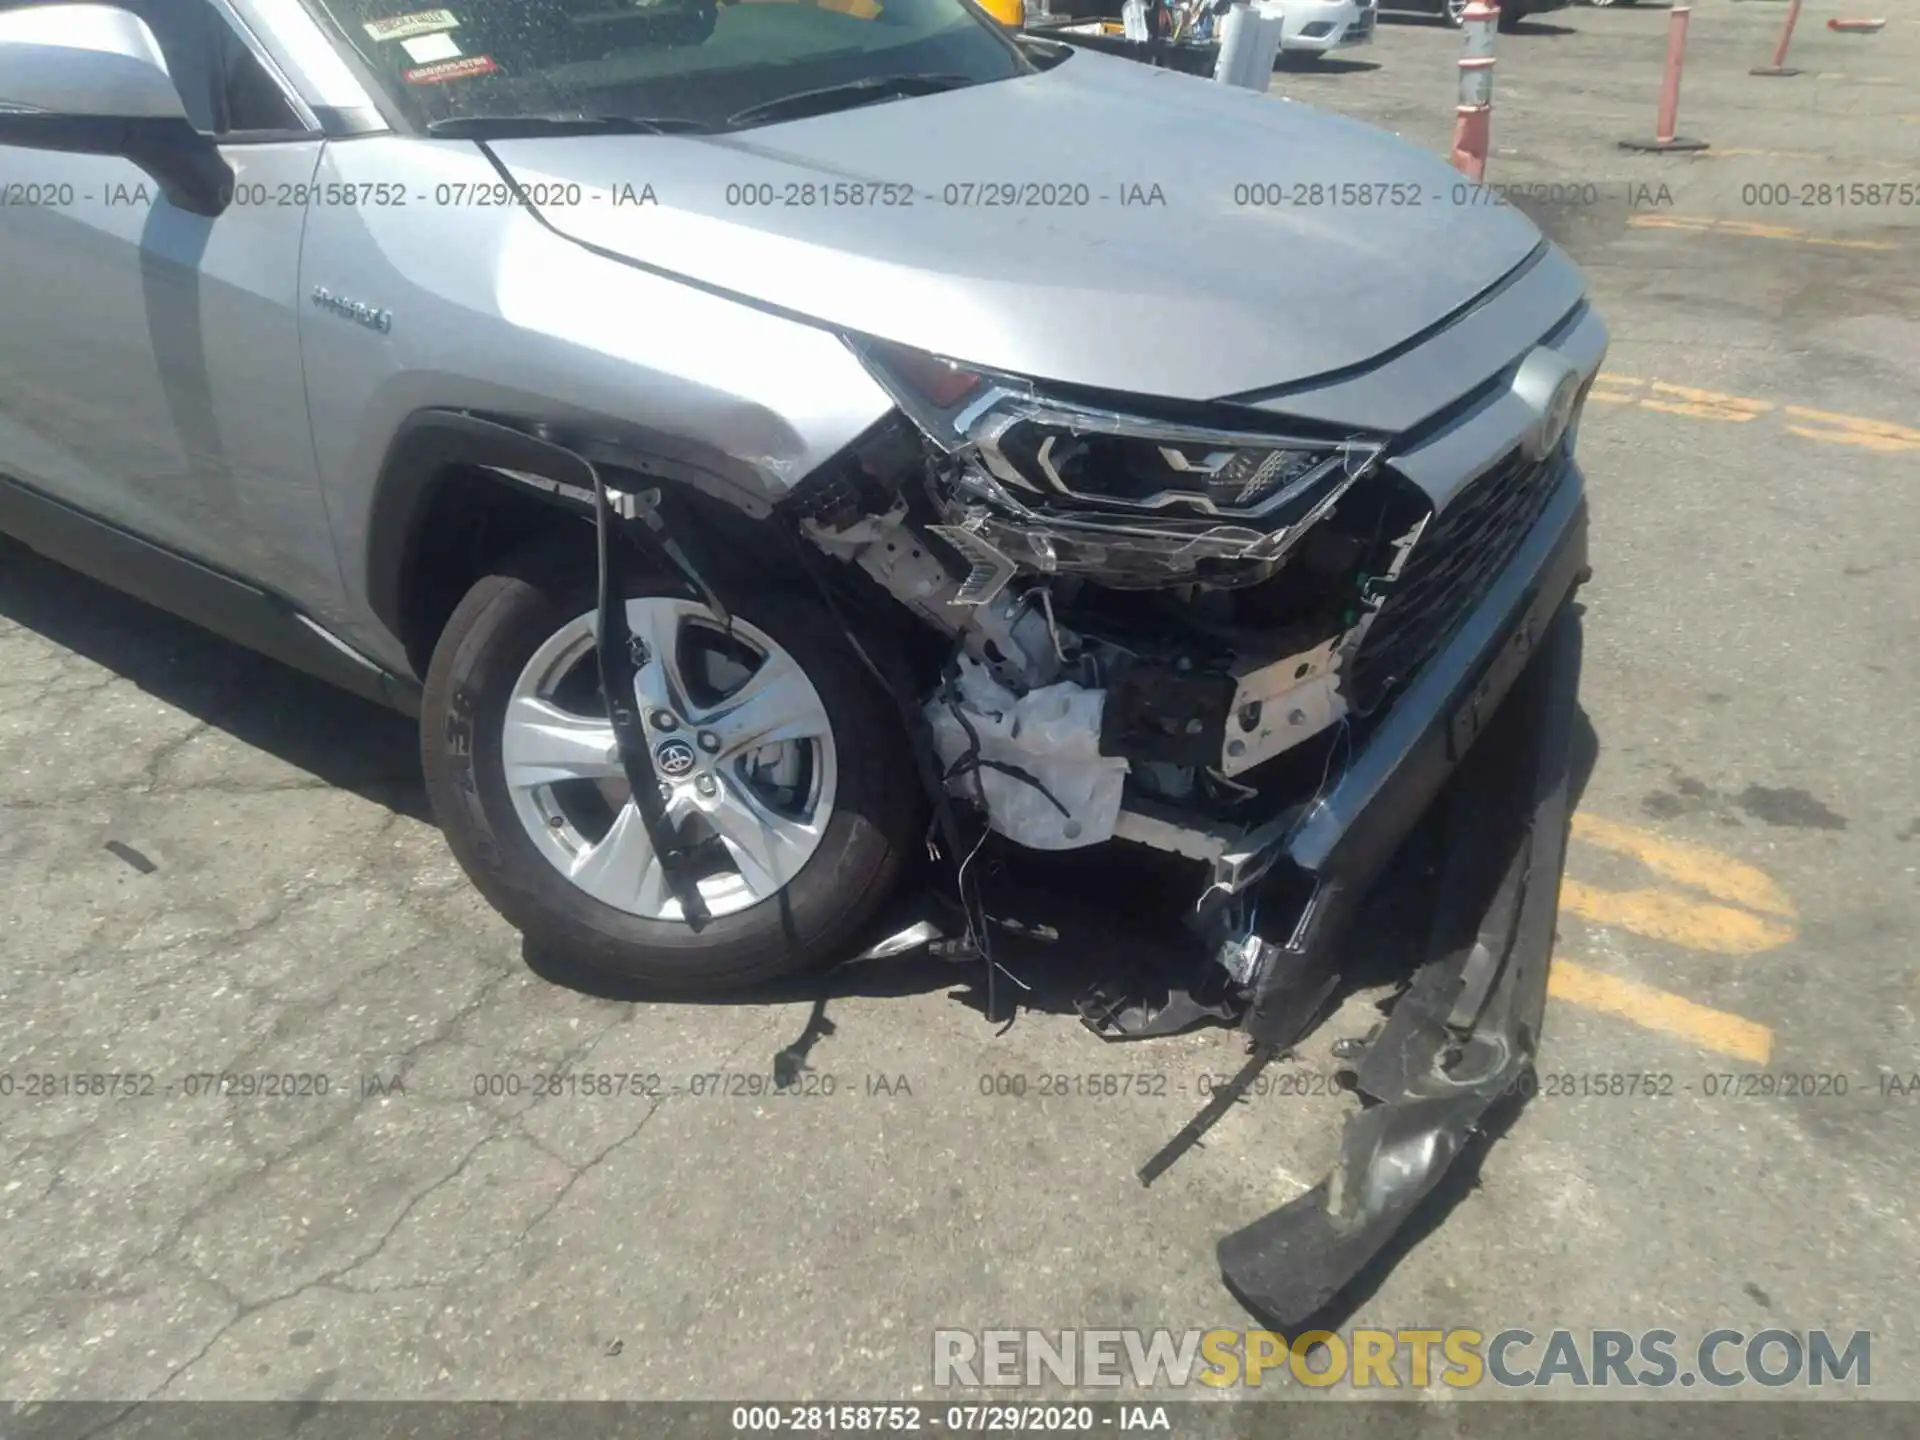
(814, 337, 1412, 868)
(788, 326, 1596, 1324)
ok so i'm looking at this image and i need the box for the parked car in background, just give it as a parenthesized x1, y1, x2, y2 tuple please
(1379, 0, 1569, 29)
(1278, 0, 1377, 58)
(1042, 0, 1373, 63)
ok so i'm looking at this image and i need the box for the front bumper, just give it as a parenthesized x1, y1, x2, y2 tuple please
(1112, 459, 1587, 918)
(1213, 466, 1588, 1324)
(1281, 0, 1373, 49)
(1338, 0, 1379, 45)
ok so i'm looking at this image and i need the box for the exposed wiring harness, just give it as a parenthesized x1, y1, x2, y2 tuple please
(785, 531, 1033, 1025)
(934, 665, 1073, 824)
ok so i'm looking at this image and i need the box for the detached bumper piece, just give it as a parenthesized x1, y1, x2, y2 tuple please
(1216, 596, 1583, 1328)
(1077, 969, 1242, 1039)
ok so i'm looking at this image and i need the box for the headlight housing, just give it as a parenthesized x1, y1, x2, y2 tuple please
(850, 337, 1387, 592)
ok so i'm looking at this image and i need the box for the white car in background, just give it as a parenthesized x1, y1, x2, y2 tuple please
(1277, 0, 1377, 56)
(1044, 0, 1372, 62)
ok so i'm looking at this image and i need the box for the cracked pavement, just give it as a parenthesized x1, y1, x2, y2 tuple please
(3, 0, 1919, 1406)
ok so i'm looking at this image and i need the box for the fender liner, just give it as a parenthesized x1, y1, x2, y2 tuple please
(363, 410, 600, 647)
(365, 410, 791, 657)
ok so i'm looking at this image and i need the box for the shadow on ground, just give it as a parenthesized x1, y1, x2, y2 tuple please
(1378, 12, 1581, 34)
(0, 534, 428, 820)
(1277, 53, 1383, 73)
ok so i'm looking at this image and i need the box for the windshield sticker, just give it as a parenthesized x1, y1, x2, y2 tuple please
(403, 54, 499, 83)
(365, 9, 461, 42)
(401, 32, 462, 62)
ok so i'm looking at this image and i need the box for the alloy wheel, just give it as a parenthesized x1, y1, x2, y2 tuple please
(500, 597, 838, 921)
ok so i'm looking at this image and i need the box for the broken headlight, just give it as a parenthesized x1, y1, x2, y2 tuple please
(850, 337, 1386, 593)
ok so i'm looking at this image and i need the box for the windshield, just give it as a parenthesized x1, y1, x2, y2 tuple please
(299, 0, 1032, 133)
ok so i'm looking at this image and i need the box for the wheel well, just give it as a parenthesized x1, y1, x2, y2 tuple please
(392, 463, 817, 679)
(395, 467, 590, 677)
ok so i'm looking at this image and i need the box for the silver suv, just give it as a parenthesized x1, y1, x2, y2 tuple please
(1, 0, 1602, 1315)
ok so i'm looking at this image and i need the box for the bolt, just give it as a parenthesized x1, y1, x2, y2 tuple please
(697, 730, 720, 753)
(1185, 718, 1205, 735)
(1288, 709, 1307, 726)
(658, 782, 673, 801)
(1227, 739, 1246, 757)
(695, 774, 719, 798)
(650, 710, 678, 730)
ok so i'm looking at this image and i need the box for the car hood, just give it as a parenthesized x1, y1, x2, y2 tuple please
(488, 48, 1544, 402)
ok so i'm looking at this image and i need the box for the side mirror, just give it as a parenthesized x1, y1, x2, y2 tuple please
(0, 4, 234, 217)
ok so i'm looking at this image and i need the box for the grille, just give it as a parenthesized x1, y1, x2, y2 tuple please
(1341, 445, 1565, 715)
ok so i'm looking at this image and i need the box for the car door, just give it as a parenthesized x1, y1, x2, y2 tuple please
(0, 0, 346, 617)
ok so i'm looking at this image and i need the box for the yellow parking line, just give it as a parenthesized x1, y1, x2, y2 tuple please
(1590, 372, 1642, 403)
(1560, 881, 1795, 955)
(1549, 959, 1774, 1064)
(1707, 147, 1827, 161)
(1631, 215, 1714, 234)
(1585, 377, 1912, 455)
(1570, 813, 1797, 919)
(1639, 381, 1773, 424)
(1628, 214, 1898, 252)
(1703, 147, 1908, 171)
(1782, 405, 1920, 454)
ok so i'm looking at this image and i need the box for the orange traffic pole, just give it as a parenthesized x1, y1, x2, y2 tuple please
(1751, 0, 1803, 75)
(1620, 5, 1708, 153)
(1449, 0, 1498, 181)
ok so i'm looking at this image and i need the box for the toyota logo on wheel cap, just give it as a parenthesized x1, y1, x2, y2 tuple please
(655, 738, 698, 777)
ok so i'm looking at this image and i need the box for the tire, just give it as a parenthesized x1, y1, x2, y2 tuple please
(421, 539, 920, 991)
(1496, 4, 1521, 27)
